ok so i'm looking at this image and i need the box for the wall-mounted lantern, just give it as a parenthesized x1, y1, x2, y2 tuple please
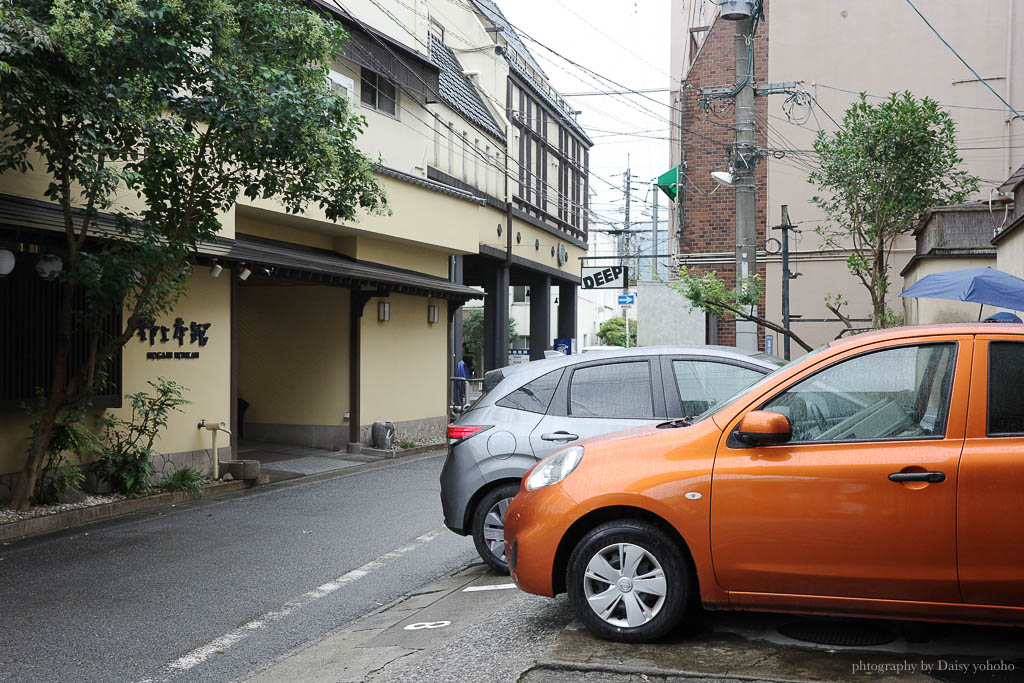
(0, 249, 14, 277)
(378, 301, 391, 322)
(428, 304, 440, 325)
(36, 254, 62, 280)
(209, 260, 223, 278)
(237, 264, 252, 281)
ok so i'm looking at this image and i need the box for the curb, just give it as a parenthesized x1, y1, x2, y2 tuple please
(523, 661, 809, 683)
(363, 442, 446, 458)
(0, 479, 251, 543)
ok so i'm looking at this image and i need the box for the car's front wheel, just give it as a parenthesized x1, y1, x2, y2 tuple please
(471, 482, 520, 573)
(567, 520, 690, 642)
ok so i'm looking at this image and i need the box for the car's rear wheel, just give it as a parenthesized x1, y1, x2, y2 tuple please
(567, 520, 690, 642)
(471, 482, 520, 573)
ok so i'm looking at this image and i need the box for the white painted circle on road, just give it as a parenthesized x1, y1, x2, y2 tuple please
(404, 621, 451, 630)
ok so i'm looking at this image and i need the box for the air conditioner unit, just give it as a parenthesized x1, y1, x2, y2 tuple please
(327, 70, 355, 100)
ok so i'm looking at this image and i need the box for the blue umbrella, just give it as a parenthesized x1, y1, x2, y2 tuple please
(900, 267, 1024, 317)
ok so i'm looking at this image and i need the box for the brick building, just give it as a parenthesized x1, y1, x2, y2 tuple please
(670, 1, 769, 348)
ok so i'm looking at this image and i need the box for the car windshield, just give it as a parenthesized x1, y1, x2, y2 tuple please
(690, 345, 829, 424)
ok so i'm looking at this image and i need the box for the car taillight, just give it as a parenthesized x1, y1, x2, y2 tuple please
(447, 424, 489, 441)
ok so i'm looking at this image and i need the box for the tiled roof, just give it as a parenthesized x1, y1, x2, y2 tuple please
(468, 0, 547, 78)
(468, 0, 591, 145)
(999, 162, 1024, 193)
(429, 34, 505, 143)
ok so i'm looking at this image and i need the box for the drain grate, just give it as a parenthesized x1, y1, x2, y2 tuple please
(777, 619, 896, 647)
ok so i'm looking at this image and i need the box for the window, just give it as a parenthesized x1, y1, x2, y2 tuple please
(761, 344, 957, 443)
(673, 360, 763, 417)
(496, 369, 563, 414)
(569, 362, 653, 418)
(988, 342, 1024, 435)
(512, 286, 527, 303)
(360, 69, 396, 116)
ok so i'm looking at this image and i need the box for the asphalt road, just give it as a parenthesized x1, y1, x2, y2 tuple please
(0, 451, 477, 683)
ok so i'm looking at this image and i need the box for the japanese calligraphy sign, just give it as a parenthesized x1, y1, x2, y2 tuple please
(138, 317, 211, 360)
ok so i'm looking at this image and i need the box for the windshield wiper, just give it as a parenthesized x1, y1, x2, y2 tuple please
(657, 417, 692, 429)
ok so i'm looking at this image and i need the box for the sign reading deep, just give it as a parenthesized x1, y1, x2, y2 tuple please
(138, 317, 211, 360)
(582, 266, 628, 290)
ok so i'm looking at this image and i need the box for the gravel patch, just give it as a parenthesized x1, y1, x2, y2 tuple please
(0, 493, 126, 525)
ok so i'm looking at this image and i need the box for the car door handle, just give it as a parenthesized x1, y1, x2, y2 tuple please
(888, 471, 946, 483)
(541, 431, 578, 442)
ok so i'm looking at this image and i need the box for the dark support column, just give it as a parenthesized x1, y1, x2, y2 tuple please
(450, 256, 464, 381)
(557, 282, 577, 347)
(230, 274, 239, 455)
(349, 288, 378, 453)
(483, 263, 509, 371)
(529, 274, 551, 361)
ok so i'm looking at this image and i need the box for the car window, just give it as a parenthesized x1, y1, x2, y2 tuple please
(673, 361, 764, 417)
(569, 361, 654, 418)
(988, 342, 1024, 436)
(496, 368, 564, 414)
(761, 343, 957, 443)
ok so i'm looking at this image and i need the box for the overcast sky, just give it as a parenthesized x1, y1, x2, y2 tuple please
(495, 0, 672, 232)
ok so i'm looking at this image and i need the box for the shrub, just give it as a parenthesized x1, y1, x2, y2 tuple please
(94, 378, 189, 497)
(29, 414, 98, 505)
(164, 466, 205, 498)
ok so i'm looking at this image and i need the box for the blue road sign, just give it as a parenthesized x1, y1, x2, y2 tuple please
(617, 294, 636, 306)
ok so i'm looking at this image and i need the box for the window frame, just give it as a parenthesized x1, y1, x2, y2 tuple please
(359, 68, 398, 119)
(661, 355, 769, 419)
(986, 340, 1024, 437)
(743, 341, 960, 447)
(558, 358, 665, 420)
(495, 368, 564, 415)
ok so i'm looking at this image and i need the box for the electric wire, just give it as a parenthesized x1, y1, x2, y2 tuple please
(904, 0, 1023, 123)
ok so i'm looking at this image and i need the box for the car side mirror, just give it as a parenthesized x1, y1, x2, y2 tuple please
(736, 410, 792, 446)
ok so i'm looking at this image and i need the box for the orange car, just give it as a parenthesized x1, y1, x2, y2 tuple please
(505, 324, 1024, 642)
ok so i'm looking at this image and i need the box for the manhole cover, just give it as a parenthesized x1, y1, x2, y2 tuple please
(777, 619, 896, 647)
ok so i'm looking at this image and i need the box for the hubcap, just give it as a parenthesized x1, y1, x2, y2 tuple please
(583, 542, 667, 628)
(482, 497, 512, 563)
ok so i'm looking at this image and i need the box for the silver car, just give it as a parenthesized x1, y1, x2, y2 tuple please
(439, 346, 783, 572)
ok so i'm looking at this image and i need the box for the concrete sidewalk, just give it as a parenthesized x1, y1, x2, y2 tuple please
(246, 561, 1024, 683)
(238, 440, 377, 479)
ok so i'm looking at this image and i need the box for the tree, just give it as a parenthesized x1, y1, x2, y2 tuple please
(1, 0, 386, 509)
(667, 267, 814, 352)
(810, 92, 978, 327)
(596, 317, 637, 348)
(461, 309, 518, 374)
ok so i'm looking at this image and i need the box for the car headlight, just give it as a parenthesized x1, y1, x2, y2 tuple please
(526, 446, 584, 491)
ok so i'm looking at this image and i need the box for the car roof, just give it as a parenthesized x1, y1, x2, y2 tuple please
(485, 345, 779, 399)
(827, 323, 1024, 352)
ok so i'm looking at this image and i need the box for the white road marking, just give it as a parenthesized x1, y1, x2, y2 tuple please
(157, 527, 443, 675)
(403, 620, 451, 630)
(462, 583, 517, 592)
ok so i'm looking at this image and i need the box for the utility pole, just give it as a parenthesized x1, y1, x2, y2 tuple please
(733, 12, 758, 352)
(771, 205, 795, 360)
(651, 183, 659, 281)
(622, 155, 631, 348)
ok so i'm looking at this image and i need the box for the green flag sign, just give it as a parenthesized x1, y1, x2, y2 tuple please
(657, 167, 680, 200)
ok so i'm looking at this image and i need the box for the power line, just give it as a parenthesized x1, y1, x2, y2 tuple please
(903, 0, 1023, 122)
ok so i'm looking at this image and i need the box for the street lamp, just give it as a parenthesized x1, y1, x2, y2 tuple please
(711, 170, 735, 187)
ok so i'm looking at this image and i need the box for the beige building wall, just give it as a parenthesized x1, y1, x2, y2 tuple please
(997, 230, 1024, 280)
(237, 284, 351, 427)
(0, 272, 232, 477)
(360, 292, 449, 429)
